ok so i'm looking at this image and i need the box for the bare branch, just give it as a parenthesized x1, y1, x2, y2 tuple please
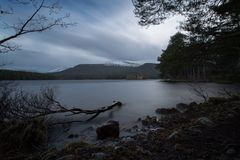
(0, 5, 13, 15)
(0, 0, 45, 44)
(218, 88, 240, 99)
(188, 84, 209, 102)
(0, 0, 74, 53)
(0, 85, 122, 125)
(0, 44, 19, 53)
(30, 95, 123, 123)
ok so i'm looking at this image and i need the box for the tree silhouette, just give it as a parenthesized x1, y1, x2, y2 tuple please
(133, 0, 240, 81)
(0, 0, 73, 53)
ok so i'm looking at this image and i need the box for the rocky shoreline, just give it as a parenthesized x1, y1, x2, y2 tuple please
(1, 96, 240, 160)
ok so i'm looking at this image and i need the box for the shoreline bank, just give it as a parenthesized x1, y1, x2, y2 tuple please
(1, 95, 240, 159)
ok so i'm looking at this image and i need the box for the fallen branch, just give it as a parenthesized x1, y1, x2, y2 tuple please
(48, 101, 122, 125)
(31, 97, 123, 124)
(0, 86, 122, 124)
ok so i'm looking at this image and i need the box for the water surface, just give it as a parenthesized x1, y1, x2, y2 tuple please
(15, 80, 239, 146)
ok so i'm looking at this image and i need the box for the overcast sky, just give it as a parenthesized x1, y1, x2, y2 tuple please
(0, 0, 182, 72)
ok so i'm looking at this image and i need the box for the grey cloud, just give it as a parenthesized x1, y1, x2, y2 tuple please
(27, 28, 160, 61)
(1, 0, 180, 72)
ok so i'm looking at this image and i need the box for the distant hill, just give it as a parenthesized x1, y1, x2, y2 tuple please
(0, 69, 56, 80)
(54, 63, 159, 79)
(0, 63, 159, 80)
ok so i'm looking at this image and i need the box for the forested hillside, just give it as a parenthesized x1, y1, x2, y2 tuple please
(54, 63, 158, 79)
(0, 70, 56, 80)
(0, 63, 159, 80)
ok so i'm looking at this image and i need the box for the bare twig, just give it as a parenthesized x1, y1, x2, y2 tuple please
(0, 0, 75, 53)
(188, 84, 209, 101)
(218, 88, 240, 99)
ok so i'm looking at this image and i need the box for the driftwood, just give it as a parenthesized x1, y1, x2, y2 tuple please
(32, 95, 123, 125)
(0, 85, 122, 124)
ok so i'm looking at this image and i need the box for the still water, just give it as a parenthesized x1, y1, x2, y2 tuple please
(15, 80, 239, 146)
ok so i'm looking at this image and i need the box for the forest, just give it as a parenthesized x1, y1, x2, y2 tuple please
(133, 0, 240, 82)
(157, 31, 240, 82)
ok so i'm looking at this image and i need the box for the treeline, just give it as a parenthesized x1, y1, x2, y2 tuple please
(0, 70, 56, 80)
(133, 0, 240, 82)
(157, 32, 240, 82)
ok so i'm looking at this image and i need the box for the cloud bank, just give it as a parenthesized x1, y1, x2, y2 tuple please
(1, 0, 182, 72)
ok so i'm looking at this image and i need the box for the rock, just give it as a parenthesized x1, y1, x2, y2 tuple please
(114, 146, 125, 151)
(125, 125, 140, 132)
(226, 148, 237, 155)
(93, 152, 107, 159)
(176, 103, 189, 113)
(155, 108, 180, 114)
(141, 116, 157, 126)
(3, 118, 9, 122)
(226, 113, 235, 119)
(149, 127, 165, 132)
(174, 143, 184, 151)
(197, 117, 215, 127)
(219, 154, 230, 160)
(121, 137, 134, 142)
(188, 126, 202, 134)
(136, 146, 152, 156)
(68, 134, 79, 139)
(125, 128, 132, 132)
(56, 155, 74, 160)
(96, 120, 119, 140)
(132, 125, 139, 129)
(167, 131, 179, 140)
(134, 133, 147, 141)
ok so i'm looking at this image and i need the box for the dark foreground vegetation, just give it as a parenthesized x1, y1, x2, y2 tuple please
(1, 91, 240, 160)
